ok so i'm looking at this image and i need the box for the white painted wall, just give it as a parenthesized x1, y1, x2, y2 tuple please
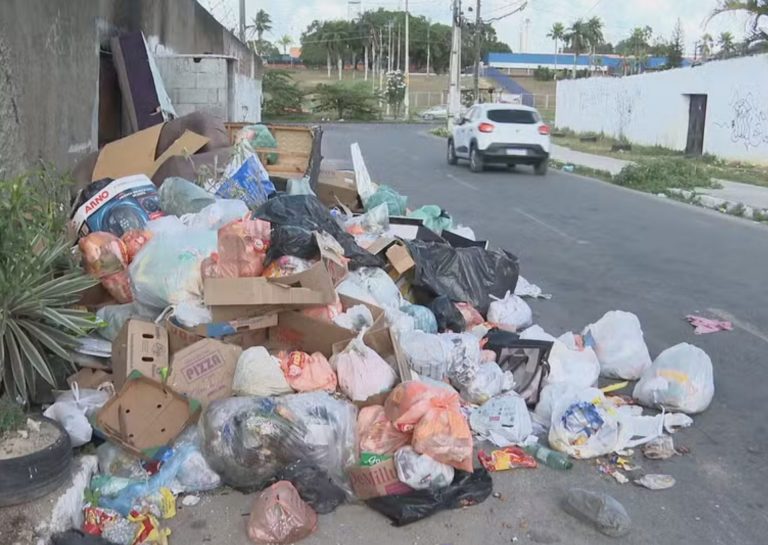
(232, 73, 262, 122)
(555, 54, 768, 164)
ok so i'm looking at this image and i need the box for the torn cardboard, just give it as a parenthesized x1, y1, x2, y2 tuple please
(111, 319, 169, 390)
(67, 368, 113, 389)
(385, 243, 415, 276)
(165, 314, 276, 355)
(167, 339, 242, 407)
(96, 375, 200, 460)
(316, 170, 361, 211)
(347, 458, 412, 500)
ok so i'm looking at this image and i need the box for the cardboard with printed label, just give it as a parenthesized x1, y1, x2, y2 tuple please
(111, 319, 169, 390)
(167, 339, 242, 407)
(165, 314, 275, 355)
(347, 458, 413, 499)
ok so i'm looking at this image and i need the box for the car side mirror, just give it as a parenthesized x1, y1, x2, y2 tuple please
(456, 117, 466, 125)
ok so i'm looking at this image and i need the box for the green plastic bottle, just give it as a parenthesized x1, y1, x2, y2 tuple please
(524, 443, 574, 470)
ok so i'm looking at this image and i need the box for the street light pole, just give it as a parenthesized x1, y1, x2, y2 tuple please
(448, 0, 462, 130)
(473, 0, 481, 104)
(404, 0, 410, 118)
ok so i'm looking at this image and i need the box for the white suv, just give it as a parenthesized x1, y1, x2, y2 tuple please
(447, 103, 551, 175)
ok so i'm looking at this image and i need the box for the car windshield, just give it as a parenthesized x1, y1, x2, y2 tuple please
(487, 109, 539, 124)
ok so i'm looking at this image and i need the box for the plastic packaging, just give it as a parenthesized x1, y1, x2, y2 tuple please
(364, 185, 407, 216)
(336, 267, 403, 309)
(455, 302, 484, 328)
(79, 232, 128, 278)
(521, 326, 600, 390)
(129, 228, 217, 308)
(184, 199, 250, 231)
(345, 203, 389, 240)
(333, 334, 398, 402)
(279, 351, 337, 393)
(583, 310, 652, 380)
(443, 332, 482, 390)
(385, 381, 446, 433)
(399, 304, 438, 334)
(233, 347, 293, 396)
(633, 342, 714, 414)
(287, 177, 316, 196)
(411, 391, 474, 472)
(96, 302, 159, 341)
(173, 299, 212, 327)
(235, 124, 279, 164)
(158, 176, 217, 216)
(275, 461, 347, 514)
(333, 304, 375, 332)
(43, 386, 110, 447)
(383, 307, 417, 339)
(265, 226, 318, 263)
(563, 488, 631, 537)
(263, 255, 316, 278)
(201, 217, 271, 278)
(469, 392, 533, 446)
(430, 295, 466, 333)
(96, 442, 148, 480)
(100, 271, 133, 304)
(523, 443, 573, 470)
(460, 362, 511, 405)
(173, 426, 223, 493)
(394, 446, 454, 490)
(487, 292, 533, 331)
(477, 446, 537, 471)
(254, 194, 382, 269)
(533, 382, 582, 428)
(398, 331, 454, 380)
(365, 468, 492, 526)
(407, 241, 519, 315)
(120, 230, 153, 262)
(208, 143, 276, 208)
(357, 405, 411, 455)
(246, 481, 318, 544)
(408, 205, 453, 234)
(300, 295, 344, 322)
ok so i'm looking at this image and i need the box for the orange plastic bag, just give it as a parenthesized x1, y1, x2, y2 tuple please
(357, 405, 411, 455)
(121, 230, 153, 262)
(203, 217, 271, 278)
(456, 302, 484, 328)
(300, 294, 344, 322)
(246, 481, 317, 544)
(101, 270, 133, 303)
(279, 351, 337, 393)
(384, 381, 445, 433)
(79, 232, 128, 278)
(412, 394, 474, 473)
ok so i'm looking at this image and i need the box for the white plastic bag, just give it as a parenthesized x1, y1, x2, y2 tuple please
(182, 199, 250, 230)
(232, 347, 293, 396)
(469, 392, 533, 447)
(383, 307, 416, 339)
(460, 362, 513, 405)
(399, 330, 454, 380)
(43, 386, 111, 447)
(583, 310, 652, 380)
(96, 302, 159, 341)
(533, 382, 582, 428)
(633, 343, 714, 414)
(332, 334, 398, 402)
(336, 268, 403, 310)
(174, 299, 212, 327)
(394, 446, 454, 490)
(333, 305, 375, 332)
(521, 326, 600, 389)
(443, 332, 482, 389)
(488, 292, 533, 331)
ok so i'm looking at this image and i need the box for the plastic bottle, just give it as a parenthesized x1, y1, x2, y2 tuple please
(524, 443, 573, 470)
(562, 488, 631, 537)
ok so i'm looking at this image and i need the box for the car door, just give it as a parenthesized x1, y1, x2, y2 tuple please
(455, 107, 476, 156)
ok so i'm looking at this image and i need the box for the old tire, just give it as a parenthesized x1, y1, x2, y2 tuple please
(469, 146, 484, 173)
(447, 139, 458, 165)
(0, 416, 72, 507)
(534, 160, 548, 175)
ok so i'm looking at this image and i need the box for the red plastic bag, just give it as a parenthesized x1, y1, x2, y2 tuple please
(279, 351, 337, 393)
(384, 381, 444, 433)
(101, 270, 133, 303)
(455, 302, 484, 328)
(247, 481, 318, 544)
(477, 446, 537, 472)
(357, 405, 411, 455)
(79, 232, 128, 278)
(412, 394, 474, 473)
(120, 230, 153, 262)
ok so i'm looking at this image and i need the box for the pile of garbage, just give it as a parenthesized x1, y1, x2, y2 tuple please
(44, 121, 715, 544)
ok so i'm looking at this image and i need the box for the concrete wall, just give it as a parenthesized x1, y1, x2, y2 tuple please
(0, 0, 262, 178)
(555, 54, 768, 164)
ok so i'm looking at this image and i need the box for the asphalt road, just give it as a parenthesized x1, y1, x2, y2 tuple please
(169, 124, 768, 545)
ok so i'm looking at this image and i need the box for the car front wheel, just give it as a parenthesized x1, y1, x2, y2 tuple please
(447, 139, 458, 165)
(469, 146, 484, 173)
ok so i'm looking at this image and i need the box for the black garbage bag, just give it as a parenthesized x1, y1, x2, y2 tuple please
(275, 461, 349, 514)
(365, 468, 493, 526)
(51, 530, 119, 545)
(484, 328, 552, 406)
(430, 295, 466, 333)
(266, 225, 320, 263)
(406, 241, 519, 315)
(254, 194, 382, 269)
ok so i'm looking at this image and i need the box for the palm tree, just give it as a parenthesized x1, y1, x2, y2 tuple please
(585, 16, 605, 76)
(325, 22, 349, 81)
(278, 35, 293, 55)
(564, 19, 589, 78)
(547, 22, 566, 76)
(718, 31, 736, 57)
(249, 9, 272, 42)
(710, 1, 768, 45)
(700, 33, 714, 59)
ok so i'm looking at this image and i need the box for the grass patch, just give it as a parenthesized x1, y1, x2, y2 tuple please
(430, 126, 450, 138)
(613, 158, 717, 193)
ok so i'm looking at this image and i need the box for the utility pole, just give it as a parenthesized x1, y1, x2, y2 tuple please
(404, 0, 410, 117)
(238, 0, 246, 42)
(426, 21, 431, 76)
(473, 0, 481, 104)
(396, 23, 401, 71)
(388, 22, 393, 72)
(448, 0, 462, 130)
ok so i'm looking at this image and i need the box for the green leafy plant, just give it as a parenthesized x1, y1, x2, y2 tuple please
(0, 395, 25, 435)
(0, 168, 97, 403)
(385, 71, 407, 118)
(312, 82, 380, 120)
(263, 70, 304, 117)
(614, 158, 715, 193)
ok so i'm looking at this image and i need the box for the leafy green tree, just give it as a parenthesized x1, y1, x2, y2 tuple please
(385, 71, 406, 117)
(665, 19, 685, 68)
(249, 9, 272, 42)
(710, 0, 767, 46)
(278, 35, 293, 55)
(700, 33, 714, 59)
(718, 31, 736, 56)
(262, 70, 304, 116)
(564, 19, 589, 78)
(313, 83, 380, 119)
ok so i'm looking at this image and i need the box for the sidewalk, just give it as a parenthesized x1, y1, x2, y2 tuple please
(551, 144, 768, 219)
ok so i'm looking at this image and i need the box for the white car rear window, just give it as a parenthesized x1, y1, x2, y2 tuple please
(487, 109, 540, 124)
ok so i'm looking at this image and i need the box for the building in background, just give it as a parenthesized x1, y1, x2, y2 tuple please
(486, 52, 693, 77)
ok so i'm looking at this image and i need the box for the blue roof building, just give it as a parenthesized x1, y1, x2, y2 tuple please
(486, 52, 692, 75)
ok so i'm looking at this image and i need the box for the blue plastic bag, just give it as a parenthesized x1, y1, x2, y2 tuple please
(214, 146, 275, 208)
(400, 304, 438, 334)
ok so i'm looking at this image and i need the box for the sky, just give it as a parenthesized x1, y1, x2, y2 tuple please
(199, 0, 751, 56)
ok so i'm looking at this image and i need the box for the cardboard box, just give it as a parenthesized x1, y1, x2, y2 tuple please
(167, 339, 242, 407)
(96, 375, 200, 460)
(165, 314, 276, 355)
(67, 368, 113, 389)
(316, 170, 361, 210)
(111, 320, 169, 390)
(205, 260, 337, 322)
(347, 458, 413, 499)
(385, 243, 415, 276)
(269, 295, 384, 357)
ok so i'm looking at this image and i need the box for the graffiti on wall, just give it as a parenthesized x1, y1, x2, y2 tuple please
(716, 90, 768, 150)
(576, 85, 640, 137)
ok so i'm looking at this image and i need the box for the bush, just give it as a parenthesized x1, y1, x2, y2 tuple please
(263, 70, 304, 116)
(614, 158, 714, 193)
(534, 66, 555, 81)
(312, 83, 380, 120)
